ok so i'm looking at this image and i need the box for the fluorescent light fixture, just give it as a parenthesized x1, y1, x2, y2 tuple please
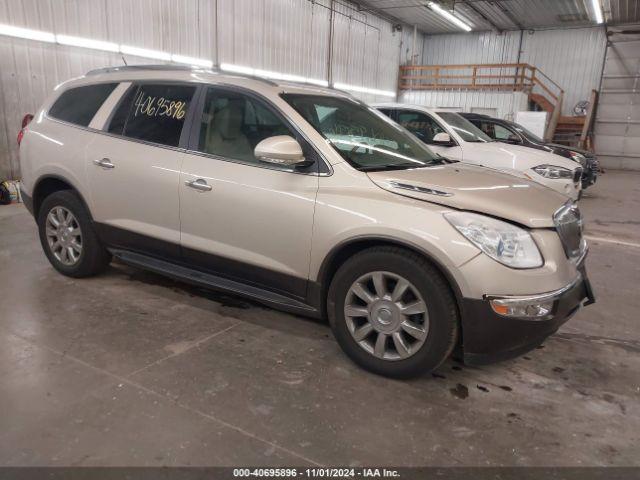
(171, 54, 213, 68)
(333, 82, 396, 98)
(591, 0, 604, 24)
(120, 45, 171, 61)
(428, 1, 472, 32)
(220, 63, 329, 87)
(56, 34, 119, 52)
(0, 23, 55, 43)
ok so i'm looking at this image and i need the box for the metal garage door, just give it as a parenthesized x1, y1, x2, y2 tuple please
(595, 25, 640, 170)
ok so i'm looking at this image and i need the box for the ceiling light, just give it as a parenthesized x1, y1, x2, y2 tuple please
(428, 1, 472, 32)
(171, 54, 213, 68)
(333, 82, 396, 98)
(0, 23, 55, 43)
(591, 0, 604, 24)
(56, 34, 119, 52)
(120, 45, 171, 61)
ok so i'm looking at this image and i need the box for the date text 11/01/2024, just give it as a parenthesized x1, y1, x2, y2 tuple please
(232, 468, 401, 478)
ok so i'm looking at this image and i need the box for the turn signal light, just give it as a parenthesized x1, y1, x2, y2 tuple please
(489, 299, 554, 319)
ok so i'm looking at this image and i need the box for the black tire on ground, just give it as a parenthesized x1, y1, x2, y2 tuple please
(37, 190, 111, 278)
(327, 246, 459, 379)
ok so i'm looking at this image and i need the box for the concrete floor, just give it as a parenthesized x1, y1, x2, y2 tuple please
(0, 171, 639, 467)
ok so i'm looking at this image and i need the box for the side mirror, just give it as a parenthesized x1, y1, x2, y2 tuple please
(505, 135, 521, 144)
(254, 135, 307, 166)
(432, 132, 454, 146)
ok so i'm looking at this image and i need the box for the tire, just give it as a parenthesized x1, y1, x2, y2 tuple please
(327, 246, 459, 378)
(37, 190, 111, 278)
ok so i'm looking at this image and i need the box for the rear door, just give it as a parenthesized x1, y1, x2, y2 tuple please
(395, 109, 464, 160)
(86, 82, 197, 258)
(178, 86, 320, 298)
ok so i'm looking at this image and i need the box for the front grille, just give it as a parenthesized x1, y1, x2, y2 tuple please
(554, 202, 585, 259)
(573, 167, 583, 183)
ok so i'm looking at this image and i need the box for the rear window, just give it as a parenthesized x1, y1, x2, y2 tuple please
(48, 83, 118, 127)
(107, 84, 196, 148)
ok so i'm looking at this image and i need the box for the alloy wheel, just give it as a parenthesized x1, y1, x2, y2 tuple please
(45, 206, 83, 266)
(344, 271, 429, 361)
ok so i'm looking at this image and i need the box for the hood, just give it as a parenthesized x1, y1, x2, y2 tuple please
(547, 143, 590, 156)
(466, 142, 580, 172)
(367, 163, 568, 228)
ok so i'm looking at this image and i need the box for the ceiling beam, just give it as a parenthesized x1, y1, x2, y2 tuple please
(492, 0, 525, 30)
(460, 0, 502, 32)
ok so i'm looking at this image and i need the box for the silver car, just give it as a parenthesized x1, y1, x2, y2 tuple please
(18, 65, 595, 378)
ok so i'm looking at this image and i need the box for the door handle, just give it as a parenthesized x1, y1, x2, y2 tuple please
(93, 158, 115, 169)
(185, 178, 212, 192)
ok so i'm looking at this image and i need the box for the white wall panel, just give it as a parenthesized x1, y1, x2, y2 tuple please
(0, 0, 402, 179)
(519, 27, 606, 117)
(399, 90, 529, 120)
(420, 31, 521, 65)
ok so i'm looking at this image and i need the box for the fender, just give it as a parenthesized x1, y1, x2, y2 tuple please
(31, 173, 94, 220)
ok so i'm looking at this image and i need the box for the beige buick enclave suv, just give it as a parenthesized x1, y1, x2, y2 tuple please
(18, 65, 594, 378)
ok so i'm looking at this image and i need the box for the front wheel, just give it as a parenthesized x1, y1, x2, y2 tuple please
(37, 190, 111, 278)
(327, 246, 459, 378)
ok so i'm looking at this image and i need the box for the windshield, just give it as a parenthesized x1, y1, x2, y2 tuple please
(507, 121, 545, 143)
(281, 94, 440, 171)
(437, 112, 492, 143)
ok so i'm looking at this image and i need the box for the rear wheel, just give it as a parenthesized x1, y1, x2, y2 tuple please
(37, 190, 111, 277)
(327, 246, 459, 378)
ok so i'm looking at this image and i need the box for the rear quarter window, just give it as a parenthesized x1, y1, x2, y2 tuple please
(48, 83, 118, 127)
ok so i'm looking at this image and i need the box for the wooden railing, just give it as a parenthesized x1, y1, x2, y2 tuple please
(398, 63, 565, 140)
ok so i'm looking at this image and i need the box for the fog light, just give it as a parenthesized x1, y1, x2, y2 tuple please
(489, 299, 554, 319)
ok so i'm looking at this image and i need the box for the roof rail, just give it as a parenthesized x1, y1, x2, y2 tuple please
(85, 63, 281, 87)
(86, 64, 196, 76)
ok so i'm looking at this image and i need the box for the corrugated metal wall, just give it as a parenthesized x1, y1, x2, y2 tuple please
(0, 0, 402, 180)
(416, 27, 607, 118)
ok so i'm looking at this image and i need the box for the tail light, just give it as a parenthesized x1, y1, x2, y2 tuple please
(17, 113, 34, 146)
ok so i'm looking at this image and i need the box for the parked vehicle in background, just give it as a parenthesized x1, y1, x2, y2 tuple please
(19, 65, 594, 378)
(374, 104, 583, 201)
(460, 112, 599, 189)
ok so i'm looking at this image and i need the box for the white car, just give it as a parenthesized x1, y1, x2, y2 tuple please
(374, 104, 583, 200)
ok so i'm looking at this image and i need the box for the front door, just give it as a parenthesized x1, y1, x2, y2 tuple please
(178, 87, 319, 298)
(86, 83, 197, 258)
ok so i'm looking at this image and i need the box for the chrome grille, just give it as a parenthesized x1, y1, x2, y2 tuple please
(553, 202, 585, 259)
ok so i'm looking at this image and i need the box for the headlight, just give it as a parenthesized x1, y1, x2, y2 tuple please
(532, 164, 573, 179)
(445, 212, 543, 269)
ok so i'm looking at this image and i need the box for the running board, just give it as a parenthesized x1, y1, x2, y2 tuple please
(110, 249, 319, 316)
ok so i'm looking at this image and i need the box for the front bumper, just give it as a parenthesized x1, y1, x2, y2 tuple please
(582, 160, 599, 188)
(536, 176, 581, 200)
(460, 266, 595, 365)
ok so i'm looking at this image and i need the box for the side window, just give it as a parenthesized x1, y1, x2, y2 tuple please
(49, 83, 118, 127)
(196, 89, 296, 164)
(494, 124, 518, 141)
(377, 108, 394, 119)
(396, 110, 445, 144)
(478, 121, 496, 139)
(107, 86, 138, 135)
(108, 84, 196, 147)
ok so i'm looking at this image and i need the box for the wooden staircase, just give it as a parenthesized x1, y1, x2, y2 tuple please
(398, 63, 597, 150)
